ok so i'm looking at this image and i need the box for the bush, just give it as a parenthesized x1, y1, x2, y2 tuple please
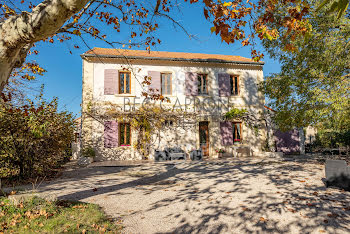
(314, 129, 350, 149)
(82, 146, 95, 158)
(0, 91, 74, 180)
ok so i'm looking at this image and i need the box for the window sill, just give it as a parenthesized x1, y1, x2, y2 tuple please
(114, 94, 136, 97)
(103, 94, 136, 97)
(161, 94, 176, 97)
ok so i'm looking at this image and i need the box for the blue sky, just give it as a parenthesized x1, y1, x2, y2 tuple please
(26, 2, 281, 117)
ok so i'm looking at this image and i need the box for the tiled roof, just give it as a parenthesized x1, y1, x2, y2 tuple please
(83, 48, 263, 65)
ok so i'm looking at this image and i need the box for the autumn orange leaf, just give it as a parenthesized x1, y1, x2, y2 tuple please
(327, 213, 338, 218)
(287, 208, 296, 213)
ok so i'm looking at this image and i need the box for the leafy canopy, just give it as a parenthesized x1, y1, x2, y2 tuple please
(0, 0, 317, 92)
(261, 0, 350, 131)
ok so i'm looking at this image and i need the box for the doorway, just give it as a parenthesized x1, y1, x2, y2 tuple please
(199, 121, 209, 156)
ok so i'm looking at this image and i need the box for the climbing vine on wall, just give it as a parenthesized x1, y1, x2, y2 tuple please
(224, 108, 265, 133)
(225, 107, 274, 151)
(86, 102, 196, 159)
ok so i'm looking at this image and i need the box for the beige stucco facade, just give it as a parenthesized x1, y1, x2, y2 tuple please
(81, 53, 268, 161)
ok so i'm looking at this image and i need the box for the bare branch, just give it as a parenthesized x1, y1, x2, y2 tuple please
(57, 0, 97, 33)
(154, 0, 161, 14)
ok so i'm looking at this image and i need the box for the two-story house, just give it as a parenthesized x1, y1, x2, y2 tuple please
(81, 48, 267, 161)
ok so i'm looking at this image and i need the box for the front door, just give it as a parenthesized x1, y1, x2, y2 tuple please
(199, 121, 209, 156)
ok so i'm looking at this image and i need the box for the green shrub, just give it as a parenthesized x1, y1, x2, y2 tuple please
(0, 90, 74, 180)
(314, 129, 350, 148)
(82, 146, 95, 158)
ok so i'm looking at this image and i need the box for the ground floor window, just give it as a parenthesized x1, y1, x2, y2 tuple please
(119, 123, 131, 146)
(163, 120, 174, 127)
(233, 122, 242, 142)
(220, 121, 243, 146)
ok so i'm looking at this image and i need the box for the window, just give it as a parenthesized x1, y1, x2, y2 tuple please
(163, 120, 174, 127)
(230, 75, 239, 95)
(119, 72, 131, 94)
(74, 133, 80, 143)
(161, 73, 172, 95)
(119, 123, 131, 146)
(197, 74, 208, 95)
(233, 122, 242, 142)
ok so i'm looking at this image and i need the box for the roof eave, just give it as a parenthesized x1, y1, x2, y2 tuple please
(80, 53, 265, 65)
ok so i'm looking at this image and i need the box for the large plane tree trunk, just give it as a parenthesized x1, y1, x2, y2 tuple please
(0, 0, 90, 93)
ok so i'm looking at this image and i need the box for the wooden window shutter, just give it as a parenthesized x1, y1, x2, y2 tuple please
(218, 73, 231, 97)
(220, 121, 233, 145)
(148, 71, 161, 94)
(185, 72, 198, 96)
(104, 69, 118, 95)
(104, 121, 118, 148)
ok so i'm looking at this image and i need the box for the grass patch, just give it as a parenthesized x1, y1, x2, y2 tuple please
(0, 196, 122, 233)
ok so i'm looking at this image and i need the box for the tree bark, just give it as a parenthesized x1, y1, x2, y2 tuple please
(0, 0, 91, 93)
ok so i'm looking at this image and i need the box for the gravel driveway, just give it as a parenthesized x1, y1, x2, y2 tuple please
(14, 158, 350, 233)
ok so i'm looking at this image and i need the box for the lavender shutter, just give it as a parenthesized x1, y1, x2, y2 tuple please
(220, 121, 233, 146)
(104, 69, 118, 95)
(274, 129, 300, 154)
(104, 121, 118, 148)
(218, 73, 231, 97)
(185, 72, 198, 96)
(148, 71, 161, 94)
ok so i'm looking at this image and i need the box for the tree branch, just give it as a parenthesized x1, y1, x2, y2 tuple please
(0, 0, 92, 93)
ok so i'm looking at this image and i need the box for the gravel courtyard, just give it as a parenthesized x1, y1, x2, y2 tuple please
(18, 158, 350, 233)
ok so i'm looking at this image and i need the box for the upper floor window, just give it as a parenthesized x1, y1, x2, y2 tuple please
(119, 72, 131, 94)
(119, 123, 131, 146)
(161, 73, 172, 95)
(197, 74, 208, 95)
(230, 75, 239, 95)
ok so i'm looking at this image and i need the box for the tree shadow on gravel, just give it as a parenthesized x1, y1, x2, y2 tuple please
(35, 160, 350, 233)
(151, 161, 350, 234)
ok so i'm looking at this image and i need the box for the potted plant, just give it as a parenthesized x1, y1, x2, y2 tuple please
(234, 139, 241, 145)
(82, 146, 95, 163)
(215, 148, 225, 158)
